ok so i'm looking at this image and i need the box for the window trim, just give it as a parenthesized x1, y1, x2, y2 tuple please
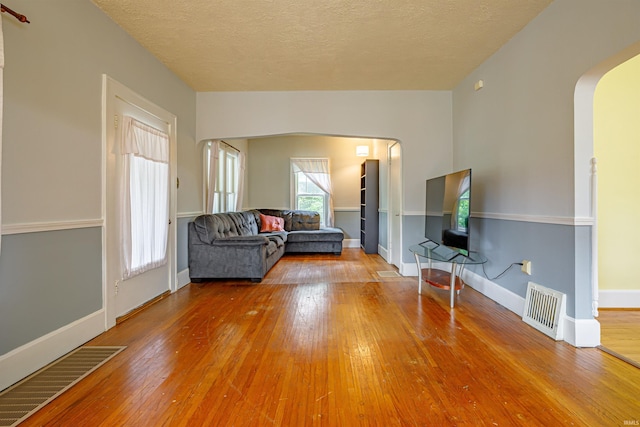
(290, 158, 330, 227)
(205, 141, 240, 213)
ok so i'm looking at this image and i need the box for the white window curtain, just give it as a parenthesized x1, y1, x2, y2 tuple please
(206, 140, 242, 213)
(291, 158, 335, 227)
(206, 140, 220, 213)
(120, 116, 170, 280)
(235, 151, 246, 212)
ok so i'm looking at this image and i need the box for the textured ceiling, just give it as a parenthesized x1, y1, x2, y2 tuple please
(92, 0, 552, 92)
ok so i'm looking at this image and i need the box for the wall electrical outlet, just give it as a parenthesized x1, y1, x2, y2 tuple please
(521, 260, 532, 275)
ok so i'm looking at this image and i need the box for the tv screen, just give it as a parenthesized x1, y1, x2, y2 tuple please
(424, 169, 471, 257)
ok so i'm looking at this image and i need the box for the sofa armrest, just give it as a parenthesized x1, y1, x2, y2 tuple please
(188, 229, 271, 280)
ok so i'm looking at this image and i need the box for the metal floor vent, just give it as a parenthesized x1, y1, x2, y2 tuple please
(522, 282, 566, 340)
(377, 271, 401, 278)
(0, 346, 126, 427)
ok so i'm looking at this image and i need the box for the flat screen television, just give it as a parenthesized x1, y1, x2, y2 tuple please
(423, 169, 472, 259)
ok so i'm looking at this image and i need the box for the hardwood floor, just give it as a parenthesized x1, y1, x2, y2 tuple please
(599, 309, 640, 368)
(21, 249, 640, 426)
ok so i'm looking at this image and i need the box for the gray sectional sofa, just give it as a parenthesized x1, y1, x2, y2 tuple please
(188, 209, 344, 282)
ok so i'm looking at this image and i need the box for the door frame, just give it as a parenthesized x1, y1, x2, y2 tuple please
(387, 141, 403, 270)
(101, 75, 178, 329)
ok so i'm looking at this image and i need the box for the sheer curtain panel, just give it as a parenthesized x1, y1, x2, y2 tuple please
(206, 140, 220, 213)
(291, 158, 335, 227)
(235, 152, 246, 212)
(120, 116, 170, 280)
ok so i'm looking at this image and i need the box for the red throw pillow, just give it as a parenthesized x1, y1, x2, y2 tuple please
(260, 213, 284, 232)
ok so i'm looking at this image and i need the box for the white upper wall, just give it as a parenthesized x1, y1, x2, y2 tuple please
(2, 1, 197, 224)
(196, 91, 452, 212)
(246, 135, 381, 210)
(452, 0, 640, 219)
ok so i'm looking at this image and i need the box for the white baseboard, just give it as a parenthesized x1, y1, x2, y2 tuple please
(401, 260, 601, 348)
(0, 309, 106, 391)
(177, 269, 191, 289)
(400, 259, 420, 277)
(563, 317, 601, 347)
(343, 239, 360, 248)
(598, 290, 640, 308)
(461, 269, 526, 316)
(378, 245, 389, 262)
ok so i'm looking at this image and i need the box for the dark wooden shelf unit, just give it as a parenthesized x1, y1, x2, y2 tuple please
(360, 159, 379, 254)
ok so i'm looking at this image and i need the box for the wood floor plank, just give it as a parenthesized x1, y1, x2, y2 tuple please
(17, 249, 640, 426)
(599, 309, 640, 365)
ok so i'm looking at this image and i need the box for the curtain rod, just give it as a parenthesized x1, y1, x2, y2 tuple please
(220, 140, 240, 153)
(1, 3, 29, 23)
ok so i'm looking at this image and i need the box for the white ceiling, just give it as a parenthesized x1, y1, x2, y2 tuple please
(92, 0, 552, 92)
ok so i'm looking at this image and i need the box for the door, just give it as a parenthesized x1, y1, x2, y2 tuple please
(389, 142, 402, 269)
(103, 76, 177, 329)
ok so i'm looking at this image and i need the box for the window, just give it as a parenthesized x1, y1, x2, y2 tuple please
(455, 189, 470, 231)
(453, 172, 471, 232)
(121, 116, 170, 279)
(291, 158, 334, 227)
(206, 141, 241, 213)
(294, 172, 328, 226)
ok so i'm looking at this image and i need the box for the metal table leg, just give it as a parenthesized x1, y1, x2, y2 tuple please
(450, 261, 457, 308)
(414, 251, 423, 294)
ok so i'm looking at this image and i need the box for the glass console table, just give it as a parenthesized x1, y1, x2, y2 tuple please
(409, 242, 487, 308)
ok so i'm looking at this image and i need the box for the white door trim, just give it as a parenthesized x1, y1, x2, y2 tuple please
(101, 75, 178, 330)
(388, 141, 403, 270)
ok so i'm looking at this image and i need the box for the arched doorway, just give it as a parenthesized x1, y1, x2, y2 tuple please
(217, 134, 402, 265)
(574, 42, 640, 346)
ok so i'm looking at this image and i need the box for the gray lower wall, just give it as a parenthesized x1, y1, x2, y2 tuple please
(402, 214, 586, 319)
(573, 225, 593, 319)
(378, 211, 388, 249)
(333, 210, 359, 240)
(177, 217, 198, 272)
(403, 215, 429, 261)
(468, 218, 578, 316)
(0, 228, 103, 354)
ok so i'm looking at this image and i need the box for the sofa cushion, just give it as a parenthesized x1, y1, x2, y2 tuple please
(192, 211, 259, 244)
(232, 211, 260, 236)
(193, 214, 238, 244)
(260, 231, 288, 243)
(290, 211, 320, 231)
(265, 240, 279, 257)
(259, 213, 284, 232)
(259, 233, 286, 248)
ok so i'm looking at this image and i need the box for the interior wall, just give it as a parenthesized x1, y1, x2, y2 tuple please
(375, 140, 390, 251)
(452, 0, 640, 319)
(197, 91, 453, 214)
(246, 134, 379, 240)
(247, 134, 374, 208)
(594, 54, 640, 294)
(0, 1, 197, 389)
(196, 90, 453, 262)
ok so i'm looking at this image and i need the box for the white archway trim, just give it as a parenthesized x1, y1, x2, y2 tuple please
(574, 41, 640, 320)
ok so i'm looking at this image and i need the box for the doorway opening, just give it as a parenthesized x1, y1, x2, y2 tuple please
(216, 134, 402, 268)
(574, 43, 640, 362)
